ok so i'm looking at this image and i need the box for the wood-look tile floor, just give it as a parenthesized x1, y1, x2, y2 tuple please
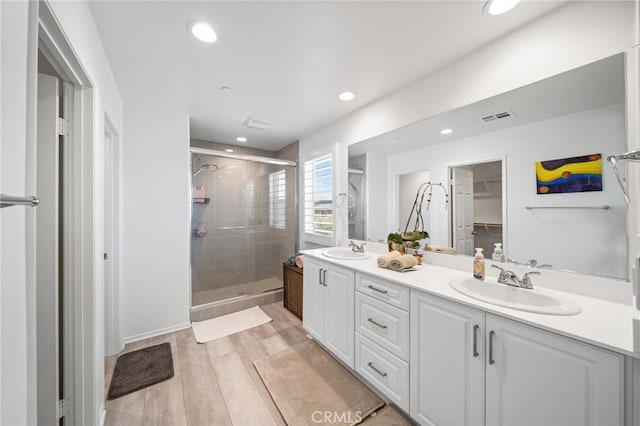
(104, 302, 309, 426)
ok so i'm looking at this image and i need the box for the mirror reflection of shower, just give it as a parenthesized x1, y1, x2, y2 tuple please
(348, 154, 366, 240)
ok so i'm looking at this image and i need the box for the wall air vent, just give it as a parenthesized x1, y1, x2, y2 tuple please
(243, 117, 274, 130)
(481, 111, 514, 122)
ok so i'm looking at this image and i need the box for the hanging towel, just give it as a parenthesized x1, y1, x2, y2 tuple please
(388, 254, 418, 272)
(377, 250, 402, 268)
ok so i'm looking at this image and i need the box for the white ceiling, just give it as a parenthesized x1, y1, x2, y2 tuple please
(88, 0, 567, 151)
(349, 53, 625, 157)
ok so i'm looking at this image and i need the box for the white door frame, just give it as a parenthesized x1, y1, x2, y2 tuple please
(103, 117, 122, 356)
(447, 156, 507, 255)
(37, 2, 97, 424)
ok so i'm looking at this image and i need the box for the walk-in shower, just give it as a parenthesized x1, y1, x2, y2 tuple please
(190, 147, 297, 319)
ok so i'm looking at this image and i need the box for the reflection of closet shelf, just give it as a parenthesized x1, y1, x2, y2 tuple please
(192, 197, 210, 204)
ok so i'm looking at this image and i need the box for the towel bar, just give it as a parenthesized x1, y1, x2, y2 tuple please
(525, 205, 609, 210)
(0, 194, 40, 208)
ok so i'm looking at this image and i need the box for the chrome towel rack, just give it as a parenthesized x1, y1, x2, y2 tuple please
(525, 205, 609, 210)
(0, 194, 40, 208)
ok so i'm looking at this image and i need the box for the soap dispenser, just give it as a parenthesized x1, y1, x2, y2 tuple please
(473, 248, 485, 280)
(492, 243, 505, 262)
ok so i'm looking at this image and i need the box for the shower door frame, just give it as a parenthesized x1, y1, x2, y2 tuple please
(188, 147, 298, 307)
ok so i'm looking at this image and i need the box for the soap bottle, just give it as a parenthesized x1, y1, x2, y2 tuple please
(492, 243, 505, 262)
(473, 248, 485, 280)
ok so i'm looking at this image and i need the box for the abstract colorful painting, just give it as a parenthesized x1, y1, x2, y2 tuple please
(536, 154, 602, 194)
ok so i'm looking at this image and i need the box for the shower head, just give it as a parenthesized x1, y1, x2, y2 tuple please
(193, 163, 219, 177)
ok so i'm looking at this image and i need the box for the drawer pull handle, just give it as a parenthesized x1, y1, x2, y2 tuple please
(367, 318, 387, 329)
(367, 285, 388, 294)
(473, 324, 479, 357)
(489, 330, 496, 365)
(367, 362, 387, 377)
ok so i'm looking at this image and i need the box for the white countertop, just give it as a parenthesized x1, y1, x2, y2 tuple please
(302, 248, 640, 358)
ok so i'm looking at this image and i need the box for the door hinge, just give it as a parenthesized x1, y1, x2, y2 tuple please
(57, 398, 72, 419)
(104, 252, 108, 260)
(57, 117, 70, 136)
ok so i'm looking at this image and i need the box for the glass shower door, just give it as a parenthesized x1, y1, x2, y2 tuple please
(190, 153, 296, 307)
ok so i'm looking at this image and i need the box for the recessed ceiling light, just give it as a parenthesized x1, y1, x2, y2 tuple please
(188, 21, 217, 43)
(440, 128, 453, 135)
(338, 91, 355, 101)
(220, 86, 232, 94)
(225, 148, 234, 153)
(236, 137, 247, 143)
(484, 0, 521, 15)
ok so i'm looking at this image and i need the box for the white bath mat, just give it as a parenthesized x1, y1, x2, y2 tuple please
(191, 306, 272, 343)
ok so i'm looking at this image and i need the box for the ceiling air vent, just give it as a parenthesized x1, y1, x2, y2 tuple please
(481, 111, 514, 123)
(243, 117, 274, 131)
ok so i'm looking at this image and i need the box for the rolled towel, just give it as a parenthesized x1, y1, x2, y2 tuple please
(425, 245, 458, 255)
(295, 254, 304, 269)
(388, 254, 418, 272)
(377, 250, 402, 268)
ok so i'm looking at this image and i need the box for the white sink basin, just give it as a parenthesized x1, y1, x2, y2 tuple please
(449, 277, 581, 316)
(322, 248, 372, 260)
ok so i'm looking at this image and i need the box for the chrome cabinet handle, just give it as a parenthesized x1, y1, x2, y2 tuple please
(322, 269, 327, 286)
(367, 318, 387, 329)
(367, 285, 388, 294)
(488, 330, 496, 365)
(367, 362, 387, 377)
(318, 268, 323, 286)
(473, 325, 479, 357)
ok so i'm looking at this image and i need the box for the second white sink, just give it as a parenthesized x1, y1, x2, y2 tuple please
(322, 248, 372, 260)
(449, 277, 581, 316)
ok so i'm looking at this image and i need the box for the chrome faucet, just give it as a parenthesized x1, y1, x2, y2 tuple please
(349, 240, 366, 253)
(491, 264, 541, 289)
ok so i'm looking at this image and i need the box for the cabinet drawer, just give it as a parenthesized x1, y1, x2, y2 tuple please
(355, 333, 409, 412)
(356, 273, 410, 311)
(356, 292, 409, 361)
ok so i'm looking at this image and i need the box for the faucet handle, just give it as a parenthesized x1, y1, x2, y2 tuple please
(506, 258, 520, 265)
(521, 271, 541, 288)
(491, 264, 506, 272)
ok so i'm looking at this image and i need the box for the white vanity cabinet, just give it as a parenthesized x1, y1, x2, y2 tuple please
(410, 291, 485, 425)
(411, 289, 625, 426)
(302, 256, 355, 368)
(485, 313, 624, 426)
(354, 273, 411, 411)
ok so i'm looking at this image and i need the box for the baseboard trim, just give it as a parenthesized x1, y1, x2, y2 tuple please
(120, 322, 192, 350)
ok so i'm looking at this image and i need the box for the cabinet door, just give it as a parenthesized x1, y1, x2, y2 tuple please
(302, 256, 325, 341)
(485, 314, 624, 426)
(324, 263, 355, 369)
(411, 291, 485, 426)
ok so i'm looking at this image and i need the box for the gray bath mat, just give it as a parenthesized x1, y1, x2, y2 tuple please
(107, 342, 174, 400)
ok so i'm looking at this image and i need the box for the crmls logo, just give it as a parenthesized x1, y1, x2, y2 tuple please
(311, 410, 363, 423)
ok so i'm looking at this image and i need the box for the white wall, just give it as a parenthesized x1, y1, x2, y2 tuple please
(121, 105, 191, 344)
(299, 1, 637, 252)
(388, 104, 626, 278)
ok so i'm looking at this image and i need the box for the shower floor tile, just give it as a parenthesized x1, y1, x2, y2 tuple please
(192, 277, 283, 306)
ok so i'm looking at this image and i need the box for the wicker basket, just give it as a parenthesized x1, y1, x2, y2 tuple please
(283, 262, 303, 320)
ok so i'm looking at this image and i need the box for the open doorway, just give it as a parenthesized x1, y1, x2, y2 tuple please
(449, 160, 504, 257)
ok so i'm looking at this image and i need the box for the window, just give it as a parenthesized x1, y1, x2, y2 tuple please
(304, 153, 333, 238)
(269, 170, 286, 229)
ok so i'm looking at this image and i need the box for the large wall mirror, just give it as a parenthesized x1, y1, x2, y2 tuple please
(348, 53, 628, 280)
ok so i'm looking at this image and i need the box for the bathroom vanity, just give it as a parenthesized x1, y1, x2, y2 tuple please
(302, 247, 637, 425)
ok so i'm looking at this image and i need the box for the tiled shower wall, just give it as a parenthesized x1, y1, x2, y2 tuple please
(190, 140, 298, 298)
